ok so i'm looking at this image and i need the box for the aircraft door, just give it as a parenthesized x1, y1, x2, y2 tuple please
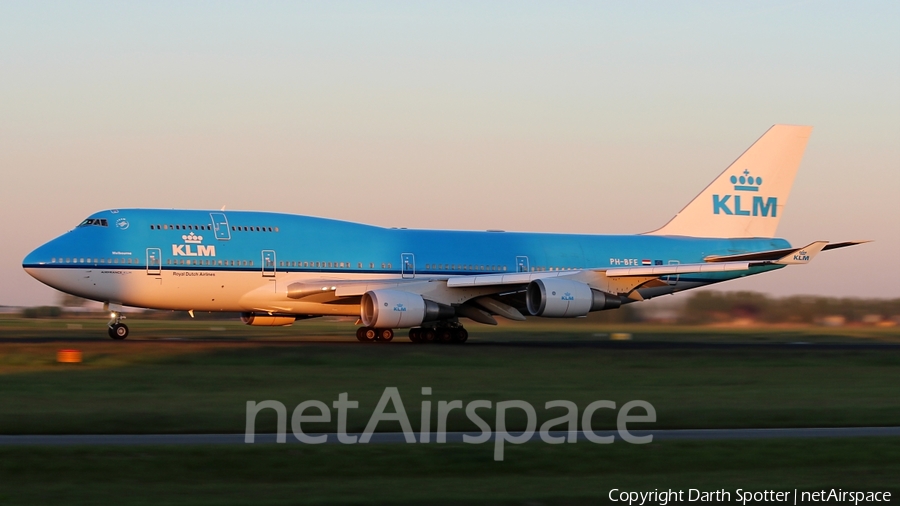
(262, 250, 276, 277)
(516, 256, 530, 273)
(401, 253, 415, 279)
(210, 213, 231, 240)
(146, 248, 161, 276)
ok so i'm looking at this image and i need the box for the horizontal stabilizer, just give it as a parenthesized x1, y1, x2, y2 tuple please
(772, 241, 827, 265)
(704, 240, 870, 263)
(823, 240, 872, 251)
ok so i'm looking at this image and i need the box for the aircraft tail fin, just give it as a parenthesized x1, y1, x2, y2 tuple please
(647, 124, 813, 238)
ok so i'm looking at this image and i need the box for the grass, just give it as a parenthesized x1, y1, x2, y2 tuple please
(1, 438, 899, 505)
(2, 317, 899, 503)
(0, 328, 899, 435)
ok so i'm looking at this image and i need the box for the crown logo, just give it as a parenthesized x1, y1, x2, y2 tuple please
(730, 169, 762, 192)
(182, 232, 203, 244)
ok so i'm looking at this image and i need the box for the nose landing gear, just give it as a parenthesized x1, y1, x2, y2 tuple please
(107, 312, 129, 340)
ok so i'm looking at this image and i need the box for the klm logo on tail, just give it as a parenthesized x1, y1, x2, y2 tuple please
(713, 170, 777, 217)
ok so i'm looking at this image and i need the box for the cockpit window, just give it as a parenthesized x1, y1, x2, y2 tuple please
(77, 218, 109, 227)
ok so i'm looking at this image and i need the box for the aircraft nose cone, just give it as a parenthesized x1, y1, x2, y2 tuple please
(23, 239, 61, 286)
(23, 244, 49, 269)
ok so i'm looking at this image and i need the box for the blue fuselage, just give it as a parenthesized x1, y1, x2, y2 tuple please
(24, 209, 789, 283)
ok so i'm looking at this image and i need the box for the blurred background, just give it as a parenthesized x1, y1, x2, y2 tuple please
(1, 1, 898, 308)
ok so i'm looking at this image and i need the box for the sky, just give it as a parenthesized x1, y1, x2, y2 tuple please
(1, 1, 898, 306)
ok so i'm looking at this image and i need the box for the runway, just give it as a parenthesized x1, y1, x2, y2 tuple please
(2, 427, 899, 446)
(3, 337, 900, 350)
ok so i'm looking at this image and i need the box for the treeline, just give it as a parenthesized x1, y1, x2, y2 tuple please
(676, 291, 900, 325)
(20, 306, 63, 318)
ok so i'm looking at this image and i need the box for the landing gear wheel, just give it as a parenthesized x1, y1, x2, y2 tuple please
(408, 328, 422, 343)
(356, 327, 367, 342)
(452, 328, 468, 343)
(438, 328, 453, 343)
(377, 329, 394, 342)
(422, 328, 436, 343)
(363, 328, 378, 342)
(109, 323, 129, 340)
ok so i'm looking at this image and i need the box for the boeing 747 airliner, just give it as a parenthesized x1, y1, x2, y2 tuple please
(23, 125, 867, 342)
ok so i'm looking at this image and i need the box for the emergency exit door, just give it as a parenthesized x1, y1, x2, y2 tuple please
(262, 250, 276, 277)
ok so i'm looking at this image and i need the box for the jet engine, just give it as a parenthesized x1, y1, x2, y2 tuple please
(361, 289, 454, 328)
(525, 279, 621, 317)
(241, 313, 296, 326)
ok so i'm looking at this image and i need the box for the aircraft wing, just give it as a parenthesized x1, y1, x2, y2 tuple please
(280, 240, 863, 299)
(243, 240, 867, 317)
(446, 271, 577, 288)
(442, 261, 752, 287)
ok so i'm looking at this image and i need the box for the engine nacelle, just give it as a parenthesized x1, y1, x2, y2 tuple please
(241, 313, 296, 326)
(361, 289, 453, 328)
(525, 279, 621, 318)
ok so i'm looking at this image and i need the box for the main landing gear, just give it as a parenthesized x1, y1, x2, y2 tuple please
(356, 327, 394, 342)
(107, 312, 129, 340)
(408, 325, 468, 344)
(355, 324, 469, 344)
